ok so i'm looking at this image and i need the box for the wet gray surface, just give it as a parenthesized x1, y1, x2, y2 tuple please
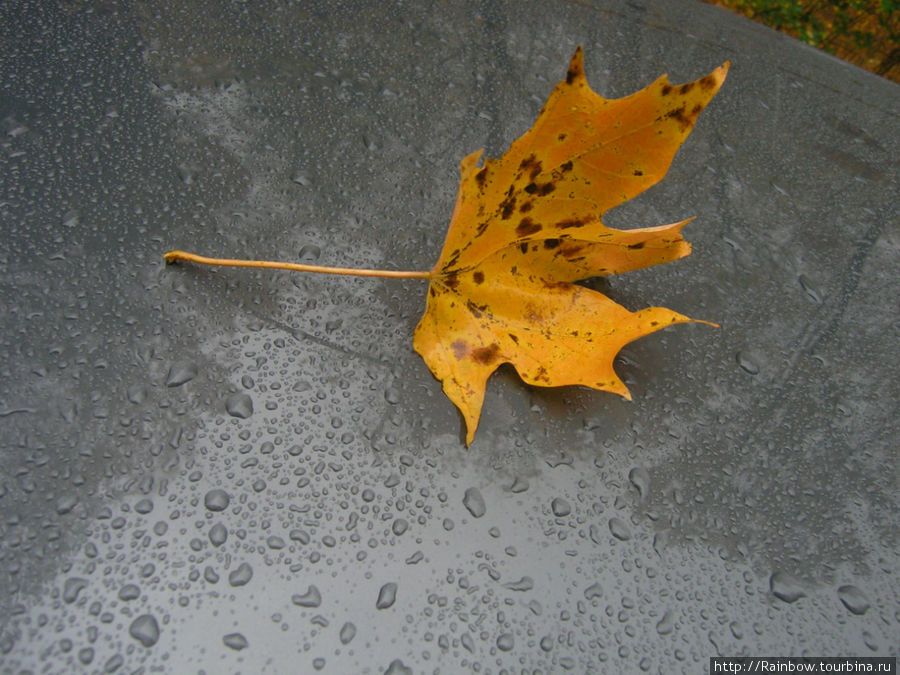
(1, 0, 897, 672)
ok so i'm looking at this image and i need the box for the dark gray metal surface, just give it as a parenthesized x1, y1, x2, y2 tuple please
(1, 1, 897, 672)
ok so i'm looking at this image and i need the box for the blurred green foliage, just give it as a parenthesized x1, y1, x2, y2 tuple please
(702, 0, 900, 81)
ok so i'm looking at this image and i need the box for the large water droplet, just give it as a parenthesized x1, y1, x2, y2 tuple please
(292, 585, 322, 608)
(225, 393, 253, 418)
(63, 577, 88, 603)
(551, 497, 571, 517)
(837, 585, 870, 615)
(204, 489, 230, 512)
(496, 632, 514, 651)
(209, 522, 228, 546)
(228, 562, 253, 587)
(376, 582, 397, 609)
(628, 467, 650, 499)
(608, 517, 632, 541)
(339, 621, 357, 644)
(584, 582, 603, 599)
(770, 572, 805, 603)
(462, 488, 486, 518)
(165, 360, 198, 387)
(128, 614, 160, 648)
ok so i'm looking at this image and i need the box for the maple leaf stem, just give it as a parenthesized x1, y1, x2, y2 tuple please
(163, 250, 432, 280)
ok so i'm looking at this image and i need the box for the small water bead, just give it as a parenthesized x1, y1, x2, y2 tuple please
(223, 633, 248, 650)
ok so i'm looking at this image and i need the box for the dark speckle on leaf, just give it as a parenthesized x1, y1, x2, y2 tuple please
(472, 343, 501, 365)
(543, 238, 560, 249)
(516, 218, 542, 237)
(679, 82, 694, 95)
(473, 271, 484, 284)
(475, 167, 487, 189)
(661, 84, 672, 96)
(628, 242, 645, 250)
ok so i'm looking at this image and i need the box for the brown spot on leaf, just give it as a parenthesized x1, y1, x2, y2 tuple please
(451, 340, 467, 359)
(473, 271, 484, 284)
(466, 300, 486, 318)
(661, 84, 672, 96)
(557, 218, 585, 229)
(475, 167, 488, 189)
(557, 132, 567, 141)
(679, 82, 694, 95)
(633, 169, 643, 176)
(519, 242, 528, 254)
(508, 333, 519, 344)
(699, 74, 717, 90)
(499, 187, 516, 219)
(692, 104, 703, 115)
(539, 182, 555, 196)
(472, 343, 501, 365)
(519, 154, 542, 179)
(519, 201, 533, 213)
(566, 67, 578, 85)
(443, 272, 460, 289)
(628, 242, 645, 250)
(560, 160, 573, 173)
(516, 218, 542, 237)
(665, 105, 691, 131)
(543, 238, 560, 249)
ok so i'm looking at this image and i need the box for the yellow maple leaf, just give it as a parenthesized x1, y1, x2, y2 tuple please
(165, 47, 729, 446)
(414, 47, 728, 444)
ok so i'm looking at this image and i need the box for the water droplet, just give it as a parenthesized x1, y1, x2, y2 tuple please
(209, 523, 228, 547)
(128, 614, 160, 648)
(608, 517, 632, 541)
(584, 582, 603, 599)
(837, 585, 870, 615)
(63, 577, 88, 603)
(656, 610, 674, 635)
(462, 488, 486, 518)
(628, 467, 650, 498)
(56, 494, 78, 515)
(736, 351, 759, 375)
(376, 582, 397, 609)
(504, 576, 533, 591)
(204, 489, 230, 512)
(299, 244, 321, 261)
(339, 621, 357, 645)
(225, 393, 253, 418)
(134, 498, 154, 514)
(292, 585, 322, 608)
(391, 518, 408, 536)
(798, 274, 822, 303)
(509, 476, 529, 493)
(223, 633, 248, 650)
(228, 562, 253, 587)
(770, 572, 805, 603)
(165, 360, 198, 387)
(118, 584, 140, 601)
(496, 632, 514, 651)
(551, 497, 571, 517)
(384, 659, 412, 675)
